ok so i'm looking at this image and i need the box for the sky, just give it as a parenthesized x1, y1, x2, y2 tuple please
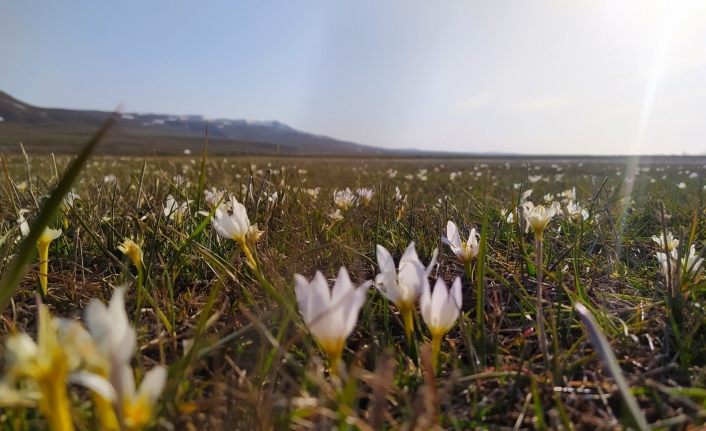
(2, 1, 706, 154)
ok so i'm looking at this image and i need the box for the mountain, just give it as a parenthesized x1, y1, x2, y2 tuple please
(0, 91, 384, 155)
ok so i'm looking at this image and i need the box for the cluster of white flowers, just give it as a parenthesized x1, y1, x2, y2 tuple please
(0, 289, 166, 431)
(652, 232, 704, 286)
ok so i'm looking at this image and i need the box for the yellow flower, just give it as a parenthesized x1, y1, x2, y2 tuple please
(4, 305, 74, 431)
(36, 227, 62, 295)
(118, 239, 143, 269)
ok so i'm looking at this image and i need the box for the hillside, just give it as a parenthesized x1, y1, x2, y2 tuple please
(0, 91, 384, 155)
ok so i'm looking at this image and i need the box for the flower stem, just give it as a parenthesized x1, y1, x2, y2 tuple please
(134, 263, 145, 322)
(535, 232, 550, 369)
(401, 305, 414, 344)
(431, 332, 443, 372)
(464, 259, 474, 284)
(38, 242, 49, 295)
(239, 240, 258, 270)
(93, 394, 119, 431)
(39, 378, 74, 431)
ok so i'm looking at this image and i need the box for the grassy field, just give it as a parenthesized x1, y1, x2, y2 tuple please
(2, 147, 706, 429)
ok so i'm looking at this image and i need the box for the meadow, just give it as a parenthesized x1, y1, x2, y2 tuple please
(1, 142, 706, 429)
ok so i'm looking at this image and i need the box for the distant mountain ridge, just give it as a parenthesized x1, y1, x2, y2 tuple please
(0, 91, 384, 155)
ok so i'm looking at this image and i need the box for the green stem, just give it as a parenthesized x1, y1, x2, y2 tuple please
(134, 264, 145, 322)
(464, 259, 473, 284)
(535, 233, 550, 369)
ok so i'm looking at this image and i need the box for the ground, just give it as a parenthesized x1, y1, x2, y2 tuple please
(1, 151, 706, 430)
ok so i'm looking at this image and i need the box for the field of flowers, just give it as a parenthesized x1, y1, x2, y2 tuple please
(2, 144, 706, 429)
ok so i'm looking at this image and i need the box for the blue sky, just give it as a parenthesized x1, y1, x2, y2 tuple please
(2, 1, 706, 154)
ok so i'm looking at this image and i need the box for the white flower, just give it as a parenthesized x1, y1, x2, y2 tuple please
(294, 267, 370, 362)
(16, 209, 30, 237)
(442, 220, 480, 264)
(305, 187, 321, 199)
(61, 191, 80, 211)
(394, 187, 406, 204)
(103, 174, 117, 184)
(356, 188, 374, 205)
(375, 242, 436, 311)
(522, 201, 557, 235)
(528, 175, 543, 183)
(678, 182, 686, 189)
(520, 189, 533, 203)
(652, 232, 679, 252)
(163, 194, 188, 223)
(84, 288, 166, 429)
(328, 209, 344, 221)
(560, 187, 576, 203)
(334, 188, 355, 209)
(85, 288, 136, 371)
(203, 187, 227, 207)
(500, 208, 514, 224)
(565, 201, 588, 220)
(420, 277, 462, 337)
(211, 196, 259, 243)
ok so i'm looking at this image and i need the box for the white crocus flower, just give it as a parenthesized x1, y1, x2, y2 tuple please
(522, 201, 557, 236)
(652, 232, 679, 252)
(211, 196, 261, 244)
(684, 245, 705, 276)
(420, 277, 462, 370)
(85, 288, 136, 370)
(163, 195, 188, 223)
(565, 201, 588, 221)
(17, 209, 30, 237)
(442, 220, 480, 264)
(375, 242, 437, 341)
(61, 191, 80, 212)
(333, 188, 356, 209)
(203, 187, 227, 208)
(356, 188, 374, 206)
(500, 208, 514, 224)
(520, 189, 533, 204)
(84, 288, 166, 431)
(294, 267, 370, 366)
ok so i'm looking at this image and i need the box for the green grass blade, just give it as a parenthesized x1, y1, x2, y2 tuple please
(575, 303, 650, 431)
(0, 115, 115, 312)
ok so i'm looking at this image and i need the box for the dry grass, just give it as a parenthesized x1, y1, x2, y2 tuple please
(2, 152, 706, 429)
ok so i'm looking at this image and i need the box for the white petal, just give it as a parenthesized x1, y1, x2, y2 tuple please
(137, 366, 167, 404)
(376, 245, 395, 276)
(398, 258, 425, 302)
(446, 221, 461, 249)
(331, 267, 353, 305)
(399, 242, 421, 269)
(425, 247, 439, 276)
(450, 277, 462, 309)
(71, 371, 117, 401)
(420, 278, 432, 326)
(340, 284, 368, 338)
